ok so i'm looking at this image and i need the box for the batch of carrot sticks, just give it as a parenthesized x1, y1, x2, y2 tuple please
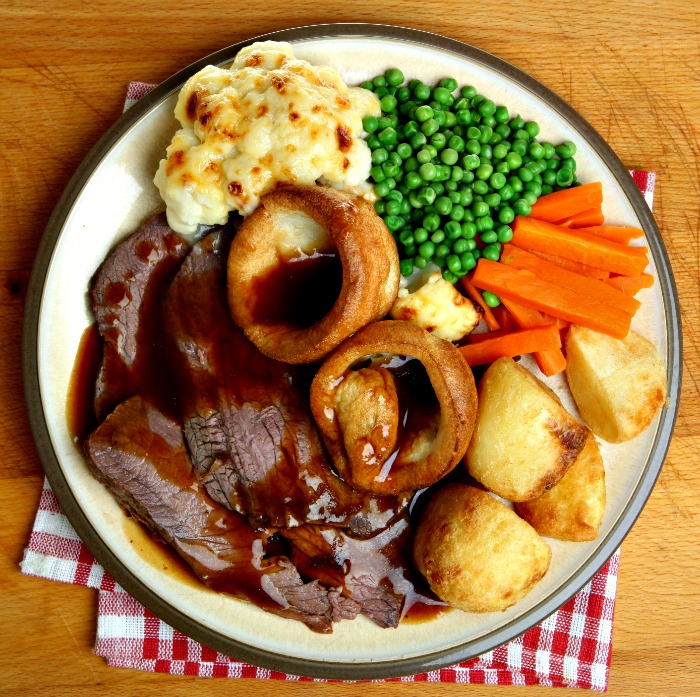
(459, 182, 652, 375)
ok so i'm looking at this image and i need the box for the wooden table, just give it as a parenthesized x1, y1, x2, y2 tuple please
(1, 2, 698, 695)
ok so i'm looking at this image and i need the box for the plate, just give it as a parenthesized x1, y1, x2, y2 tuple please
(23, 24, 682, 679)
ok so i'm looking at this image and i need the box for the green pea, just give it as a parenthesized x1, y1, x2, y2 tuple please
(432, 181, 445, 196)
(442, 269, 458, 283)
(453, 238, 469, 254)
(480, 229, 498, 244)
(494, 105, 510, 123)
(499, 184, 515, 201)
(439, 77, 458, 92)
(399, 258, 414, 276)
(465, 139, 481, 156)
(459, 189, 474, 206)
(451, 165, 464, 182)
(418, 240, 436, 259)
(385, 68, 405, 87)
(417, 187, 436, 206)
(480, 144, 493, 161)
(498, 206, 515, 224)
(383, 215, 403, 231)
(430, 132, 447, 150)
(433, 87, 452, 105)
(522, 190, 538, 206)
(556, 168, 574, 187)
(446, 183, 459, 195)
(482, 291, 501, 307)
(366, 135, 381, 150)
(413, 83, 431, 101)
(396, 142, 413, 159)
(484, 192, 501, 208)
(504, 151, 522, 170)
(524, 121, 540, 138)
(461, 221, 477, 238)
(415, 105, 434, 122)
(461, 85, 477, 99)
(513, 198, 532, 216)
(363, 115, 379, 133)
(423, 213, 441, 231)
(419, 163, 437, 181)
(435, 196, 453, 215)
(373, 75, 387, 88)
(495, 162, 510, 175)
(404, 172, 422, 190)
(493, 143, 509, 160)
(445, 220, 462, 239)
(398, 228, 414, 244)
(507, 175, 524, 193)
(445, 254, 461, 273)
(439, 148, 458, 166)
(529, 142, 544, 159)
(495, 123, 511, 139)
(463, 153, 481, 170)
(421, 118, 439, 136)
(435, 243, 450, 259)
(405, 156, 419, 173)
(497, 225, 514, 243)
(511, 139, 528, 157)
(517, 166, 534, 183)
(472, 200, 489, 217)
(475, 164, 493, 180)
(456, 109, 472, 126)
(460, 251, 477, 271)
(370, 165, 386, 183)
(380, 94, 398, 113)
(414, 255, 428, 269)
(412, 228, 427, 244)
(481, 244, 500, 261)
(489, 172, 507, 190)
(560, 157, 577, 171)
(385, 199, 402, 216)
(374, 200, 386, 215)
(449, 204, 465, 221)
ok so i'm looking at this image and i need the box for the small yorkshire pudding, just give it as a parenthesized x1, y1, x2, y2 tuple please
(227, 185, 400, 364)
(310, 320, 478, 495)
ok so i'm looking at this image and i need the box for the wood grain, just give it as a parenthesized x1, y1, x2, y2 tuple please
(1, 1, 698, 695)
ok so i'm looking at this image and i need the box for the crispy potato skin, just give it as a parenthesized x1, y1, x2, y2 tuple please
(466, 357, 588, 502)
(515, 431, 606, 541)
(413, 484, 551, 613)
(564, 326, 667, 443)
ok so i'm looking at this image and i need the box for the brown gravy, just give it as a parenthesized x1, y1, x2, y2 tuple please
(250, 251, 342, 328)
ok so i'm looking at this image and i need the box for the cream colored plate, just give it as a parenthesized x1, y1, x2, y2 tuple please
(24, 24, 681, 679)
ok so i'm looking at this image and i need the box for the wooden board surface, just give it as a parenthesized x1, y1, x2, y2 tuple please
(1, 1, 698, 695)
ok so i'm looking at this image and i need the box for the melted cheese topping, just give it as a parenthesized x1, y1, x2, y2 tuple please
(154, 41, 380, 235)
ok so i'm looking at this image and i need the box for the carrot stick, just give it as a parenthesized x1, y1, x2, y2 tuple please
(529, 182, 603, 222)
(490, 303, 518, 332)
(500, 244, 641, 316)
(468, 329, 511, 344)
(606, 273, 655, 296)
(499, 297, 567, 376)
(471, 258, 632, 339)
(461, 276, 500, 330)
(555, 207, 605, 228)
(510, 215, 649, 277)
(530, 250, 611, 280)
(459, 324, 562, 367)
(572, 225, 645, 245)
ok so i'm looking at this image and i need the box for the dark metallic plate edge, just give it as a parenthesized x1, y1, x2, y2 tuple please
(22, 22, 682, 680)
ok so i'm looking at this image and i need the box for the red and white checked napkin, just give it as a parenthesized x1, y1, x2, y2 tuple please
(21, 81, 657, 690)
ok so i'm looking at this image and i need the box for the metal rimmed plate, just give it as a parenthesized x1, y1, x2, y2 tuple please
(23, 23, 681, 679)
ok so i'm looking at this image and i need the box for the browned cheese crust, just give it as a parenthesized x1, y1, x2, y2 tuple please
(227, 185, 400, 363)
(310, 320, 478, 495)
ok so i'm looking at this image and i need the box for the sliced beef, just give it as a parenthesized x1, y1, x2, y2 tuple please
(90, 213, 190, 421)
(164, 229, 407, 534)
(282, 517, 421, 629)
(84, 395, 337, 633)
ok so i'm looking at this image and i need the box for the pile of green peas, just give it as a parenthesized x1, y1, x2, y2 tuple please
(360, 68, 579, 287)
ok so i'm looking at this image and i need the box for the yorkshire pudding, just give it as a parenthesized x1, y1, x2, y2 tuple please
(310, 320, 478, 495)
(227, 185, 400, 364)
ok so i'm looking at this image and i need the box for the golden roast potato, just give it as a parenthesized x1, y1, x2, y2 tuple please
(466, 357, 588, 502)
(564, 325, 667, 443)
(515, 431, 606, 541)
(413, 483, 551, 613)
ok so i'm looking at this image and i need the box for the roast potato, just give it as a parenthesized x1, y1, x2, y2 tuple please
(515, 431, 606, 541)
(413, 483, 551, 613)
(564, 325, 667, 443)
(466, 357, 588, 502)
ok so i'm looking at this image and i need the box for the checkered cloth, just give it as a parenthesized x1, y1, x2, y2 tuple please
(20, 81, 657, 690)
